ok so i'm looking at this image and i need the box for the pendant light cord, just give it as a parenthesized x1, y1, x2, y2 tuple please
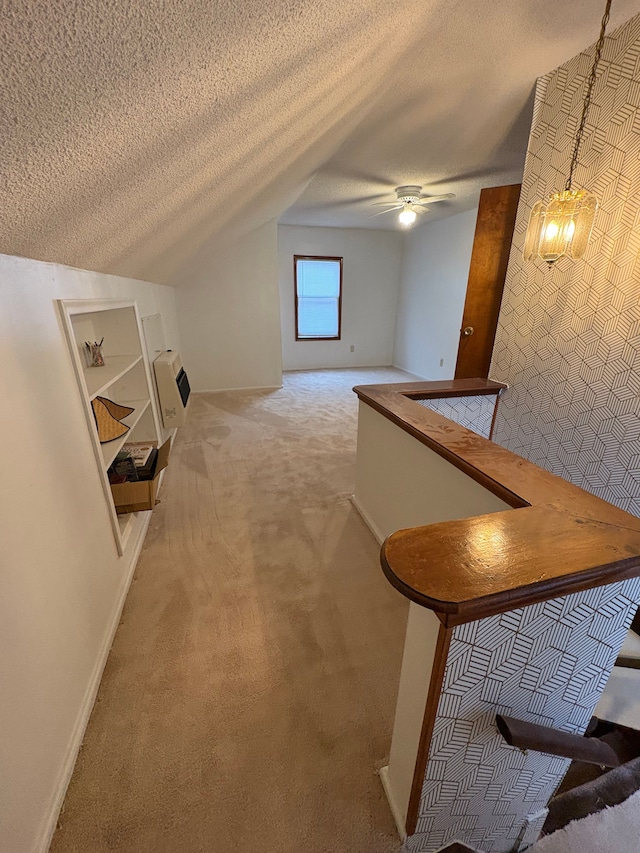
(565, 0, 612, 192)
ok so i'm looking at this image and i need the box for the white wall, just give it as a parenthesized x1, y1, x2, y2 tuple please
(0, 254, 179, 853)
(393, 208, 477, 379)
(278, 225, 403, 370)
(176, 220, 283, 391)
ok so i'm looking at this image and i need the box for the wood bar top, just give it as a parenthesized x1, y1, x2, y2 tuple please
(354, 380, 640, 626)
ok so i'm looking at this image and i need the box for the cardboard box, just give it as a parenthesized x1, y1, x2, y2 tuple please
(110, 438, 171, 514)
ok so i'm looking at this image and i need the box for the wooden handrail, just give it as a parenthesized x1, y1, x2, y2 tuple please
(353, 379, 640, 626)
(359, 377, 506, 400)
(495, 714, 619, 767)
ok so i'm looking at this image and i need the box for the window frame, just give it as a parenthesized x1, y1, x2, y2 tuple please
(294, 255, 343, 342)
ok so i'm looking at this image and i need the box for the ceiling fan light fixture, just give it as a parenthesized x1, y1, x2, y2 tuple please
(398, 204, 417, 227)
(524, 0, 610, 265)
(368, 186, 454, 222)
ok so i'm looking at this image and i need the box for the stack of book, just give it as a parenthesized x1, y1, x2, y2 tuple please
(108, 442, 159, 483)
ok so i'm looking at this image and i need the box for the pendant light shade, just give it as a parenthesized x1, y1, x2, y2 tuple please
(524, 0, 611, 266)
(523, 189, 598, 264)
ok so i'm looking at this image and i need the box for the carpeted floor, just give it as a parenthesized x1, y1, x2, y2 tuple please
(529, 788, 640, 853)
(51, 368, 411, 853)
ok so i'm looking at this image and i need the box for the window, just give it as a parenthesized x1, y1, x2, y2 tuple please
(294, 255, 342, 341)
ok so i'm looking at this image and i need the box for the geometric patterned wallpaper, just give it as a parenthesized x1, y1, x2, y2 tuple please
(490, 14, 640, 517)
(415, 395, 497, 439)
(406, 577, 640, 853)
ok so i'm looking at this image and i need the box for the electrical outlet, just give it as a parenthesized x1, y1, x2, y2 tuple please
(439, 358, 444, 367)
(350, 345, 355, 352)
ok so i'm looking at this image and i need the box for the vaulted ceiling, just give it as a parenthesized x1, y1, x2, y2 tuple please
(1, 1, 637, 286)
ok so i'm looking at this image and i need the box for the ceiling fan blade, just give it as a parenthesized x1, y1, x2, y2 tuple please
(368, 207, 400, 218)
(371, 201, 402, 207)
(416, 193, 456, 206)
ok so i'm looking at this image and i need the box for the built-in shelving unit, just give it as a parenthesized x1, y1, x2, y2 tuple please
(57, 299, 163, 555)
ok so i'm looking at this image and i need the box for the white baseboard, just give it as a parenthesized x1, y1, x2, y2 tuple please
(192, 384, 282, 393)
(35, 511, 151, 853)
(390, 363, 433, 381)
(351, 494, 385, 544)
(378, 765, 407, 842)
(282, 365, 391, 373)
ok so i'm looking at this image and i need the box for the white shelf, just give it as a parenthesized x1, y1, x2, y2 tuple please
(83, 354, 142, 400)
(100, 398, 152, 468)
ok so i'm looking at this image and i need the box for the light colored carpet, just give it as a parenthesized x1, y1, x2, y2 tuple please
(51, 368, 411, 853)
(529, 788, 640, 853)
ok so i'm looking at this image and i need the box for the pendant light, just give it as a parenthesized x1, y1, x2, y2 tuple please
(524, 0, 611, 266)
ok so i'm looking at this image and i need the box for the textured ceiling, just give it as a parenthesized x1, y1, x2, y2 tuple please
(1, 0, 638, 286)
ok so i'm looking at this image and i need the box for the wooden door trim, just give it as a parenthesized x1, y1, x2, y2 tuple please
(455, 184, 521, 379)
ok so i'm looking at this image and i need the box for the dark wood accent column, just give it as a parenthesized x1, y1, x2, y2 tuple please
(455, 184, 521, 380)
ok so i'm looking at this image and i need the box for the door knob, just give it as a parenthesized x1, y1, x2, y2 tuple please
(462, 326, 474, 337)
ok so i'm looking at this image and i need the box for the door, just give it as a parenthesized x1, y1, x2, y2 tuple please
(454, 184, 521, 379)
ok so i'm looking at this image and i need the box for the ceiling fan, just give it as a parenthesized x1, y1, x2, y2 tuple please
(371, 185, 455, 227)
